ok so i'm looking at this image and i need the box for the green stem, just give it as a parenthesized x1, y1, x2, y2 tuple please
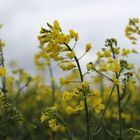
(55, 112, 74, 139)
(110, 44, 123, 139)
(64, 43, 83, 82)
(94, 84, 116, 135)
(48, 63, 56, 140)
(15, 76, 31, 106)
(93, 68, 113, 82)
(100, 76, 104, 97)
(48, 64, 55, 106)
(78, 52, 87, 60)
(116, 84, 122, 139)
(64, 42, 90, 140)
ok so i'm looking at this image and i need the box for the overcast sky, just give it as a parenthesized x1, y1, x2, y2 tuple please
(0, 0, 140, 76)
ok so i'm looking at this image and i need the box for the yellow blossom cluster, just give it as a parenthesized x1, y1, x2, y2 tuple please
(125, 18, 140, 44)
(63, 82, 104, 114)
(37, 20, 79, 71)
(91, 38, 135, 88)
(37, 20, 93, 73)
(48, 119, 65, 132)
(40, 107, 65, 132)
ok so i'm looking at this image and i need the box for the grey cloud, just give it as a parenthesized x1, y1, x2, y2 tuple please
(0, 0, 140, 76)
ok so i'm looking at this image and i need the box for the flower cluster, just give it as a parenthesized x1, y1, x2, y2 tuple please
(86, 38, 136, 87)
(125, 18, 140, 44)
(40, 106, 65, 132)
(63, 82, 104, 114)
(38, 20, 92, 72)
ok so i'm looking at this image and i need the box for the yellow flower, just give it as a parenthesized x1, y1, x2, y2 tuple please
(107, 58, 113, 63)
(86, 62, 94, 71)
(59, 78, 67, 85)
(113, 59, 121, 72)
(69, 29, 79, 41)
(53, 124, 65, 132)
(66, 51, 75, 59)
(59, 64, 67, 71)
(53, 20, 61, 30)
(57, 33, 65, 43)
(54, 56, 63, 61)
(66, 62, 76, 70)
(127, 79, 135, 92)
(40, 112, 49, 123)
(48, 119, 57, 128)
(107, 59, 121, 72)
(80, 81, 89, 89)
(97, 51, 102, 59)
(85, 43, 92, 52)
(122, 48, 130, 56)
(48, 118, 65, 132)
(126, 71, 134, 76)
(48, 119, 60, 132)
(99, 64, 107, 71)
(52, 125, 60, 132)
(62, 46, 69, 51)
(58, 125, 66, 132)
(66, 106, 76, 114)
(93, 98, 104, 114)
(103, 50, 111, 57)
(92, 90, 100, 96)
(75, 101, 84, 111)
(127, 63, 134, 69)
(113, 48, 120, 54)
(62, 91, 73, 101)
(0, 67, 6, 76)
(49, 52, 58, 58)
(62, 91, 78, 101)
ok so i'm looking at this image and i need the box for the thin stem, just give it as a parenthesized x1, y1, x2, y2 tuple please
(83, 93, 90, 140)
(64, 43, 83, 82)
(83, 71, 89, 77)
(15, 76, 32, 105)
(111, 44, 122, 139)
(55, 112, 74, 139)
(48, 64, 55, 106)
(93, 68, 113, 82)
(94, 84, 116, 135)
(116, 84, 122, 139)
(72, 41, 77, 50)
(64, 42, 90, 140)
(78, 52, 87, 60)
(48, 61, 56, 140)
(122, 93, 131, 112)
(100, 76, 104, 97)
(65, 80, 81, 83)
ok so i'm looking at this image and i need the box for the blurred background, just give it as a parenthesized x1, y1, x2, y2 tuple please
(0, 0, 140, 76)
(1, 1, 140, 140)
